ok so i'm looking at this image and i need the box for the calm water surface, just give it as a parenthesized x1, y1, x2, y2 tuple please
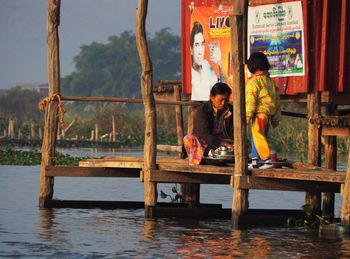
(0, 149, 349, 258)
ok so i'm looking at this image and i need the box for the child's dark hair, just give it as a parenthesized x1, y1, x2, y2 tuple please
(210, 82, 232, 96)
(246, 52, 270, 74)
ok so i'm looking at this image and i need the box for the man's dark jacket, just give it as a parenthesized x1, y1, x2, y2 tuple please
(192, 101, 233, 150)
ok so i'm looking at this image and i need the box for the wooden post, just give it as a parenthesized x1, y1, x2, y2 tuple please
(18, 129, 22, 140)
(306, 92, 322, 212)
(173, 85, 184, 148)
(39, 0, 61, 208)
(8, 117, 14, 139)
(95, 123, 99, 141)
(112, 115, 116, 142)
(187, 106, 195, 135)
(322, 105, 337, 219)
(174, 84, 199, 206)
(341, 145, 350, 227)
(231, 0, 249, 228)
(136, 0, 157, 217)
(31, 121, 36, 140)
(39, 127, 43, 140)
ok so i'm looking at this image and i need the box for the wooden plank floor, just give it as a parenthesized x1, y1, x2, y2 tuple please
(78, 156, 346, 183)
(44, 156, 346, 193)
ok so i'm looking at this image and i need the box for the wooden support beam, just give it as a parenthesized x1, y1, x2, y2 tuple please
(149, 207, 231, 219)
(156, 144, 182, 153)
(239, 176, 341, 193)
(61, 95, 197, 106)
(135, 0, 157, 217)
(150, 170, 230, 184)
(158, 163, 232, 175)
(231, 0, 249, 228)
(250, 169, 345, 183)
(323, 105, 337, 219)
(173, 85, 184, 147)
(39, 0, 61, 208)
(322, 127, 350, 137)
(306, 92, 322, 211)
(341, 145, 350, 227)
(45, 166, 140, 177)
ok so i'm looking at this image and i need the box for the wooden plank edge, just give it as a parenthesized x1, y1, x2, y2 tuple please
(148, 207, 303, 225)
(43, 200, 223, 209)
(45, 166, 140, 177)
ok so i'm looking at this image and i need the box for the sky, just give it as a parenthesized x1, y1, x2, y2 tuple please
(0, 0, 180, 90)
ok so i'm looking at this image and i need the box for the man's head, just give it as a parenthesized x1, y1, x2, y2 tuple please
(246, 52, 270, 74)
(209, 82, 232, 110)
(190, 21, 205, 68)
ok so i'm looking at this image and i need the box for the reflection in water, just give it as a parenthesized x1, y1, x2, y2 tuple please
(37, 209, 54, 241)
(143, 219, 156, 241)
(173, 224, 272, 258)
(1, 165, 350, 258)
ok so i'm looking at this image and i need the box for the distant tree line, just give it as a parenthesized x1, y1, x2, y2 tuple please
(0, 28, 181, 145)
(61, 28, 181, 98)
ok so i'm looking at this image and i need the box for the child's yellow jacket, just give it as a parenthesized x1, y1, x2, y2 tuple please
(245, 73, 281, 126)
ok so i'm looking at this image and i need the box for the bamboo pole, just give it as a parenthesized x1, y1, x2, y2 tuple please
(95, 123, 99, 141)
(231, 0, 249, 228)
(136, 0, 157, 217)
(322, 105, 337, 219)
(61, 95, 197, 106)
(341, 143, 350, 227)
(306, 92, 322, 212)
(39, 127, 43, 140)
(31, 121, 36, 140)
(18, 129, 22, 140)
(181, 97, 200, 206)
(173, 85, 184, 147)
(39, 0, 61, 207)
(112, 115, 116, 142)
(8, 118, 14, 139)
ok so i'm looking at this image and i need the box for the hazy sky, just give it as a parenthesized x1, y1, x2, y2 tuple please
(0, 0, 180, 89)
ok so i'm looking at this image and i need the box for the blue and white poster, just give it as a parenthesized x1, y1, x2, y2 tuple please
(247, 1, 305, 77)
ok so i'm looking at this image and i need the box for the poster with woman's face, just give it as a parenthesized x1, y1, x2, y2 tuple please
(183, 3, 233, 101)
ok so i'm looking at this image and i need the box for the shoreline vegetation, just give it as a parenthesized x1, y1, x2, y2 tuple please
(0, 146, 89, 166)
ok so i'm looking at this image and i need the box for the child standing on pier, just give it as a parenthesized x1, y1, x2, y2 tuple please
(245, 52, 281, 169)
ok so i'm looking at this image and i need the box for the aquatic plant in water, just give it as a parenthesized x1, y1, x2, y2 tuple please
(160, 184, 183, 203)
(287, 204, 331, 229)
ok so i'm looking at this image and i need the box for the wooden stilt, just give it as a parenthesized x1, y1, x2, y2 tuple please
(306, 92, 322, 212)
(8, 117, 14, 139)
(173, 85, 184, 149)
(112, 115, 116, 142)
(231, 0, 249, 228)
(38, 127, 42, 140)
(39, 0, 61, 208)
(94, 123, 99, 141)
(31, 121, 36, 140)
(341, 145, 350, 227)
(174, 84, 199, 205)
(322, 105, 337, 219)
(135, 0, 157, 217)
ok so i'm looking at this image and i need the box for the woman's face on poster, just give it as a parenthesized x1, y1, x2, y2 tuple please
(191, 32, 205, 66)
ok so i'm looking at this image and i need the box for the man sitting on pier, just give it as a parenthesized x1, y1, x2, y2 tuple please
(183, 82, 233, 165)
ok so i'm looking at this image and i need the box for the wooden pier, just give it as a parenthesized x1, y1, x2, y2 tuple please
(38, 0, 350, 228)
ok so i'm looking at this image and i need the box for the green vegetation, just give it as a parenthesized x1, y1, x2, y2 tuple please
(287, 204, 331, 229)
(0, 145, 87, 166)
